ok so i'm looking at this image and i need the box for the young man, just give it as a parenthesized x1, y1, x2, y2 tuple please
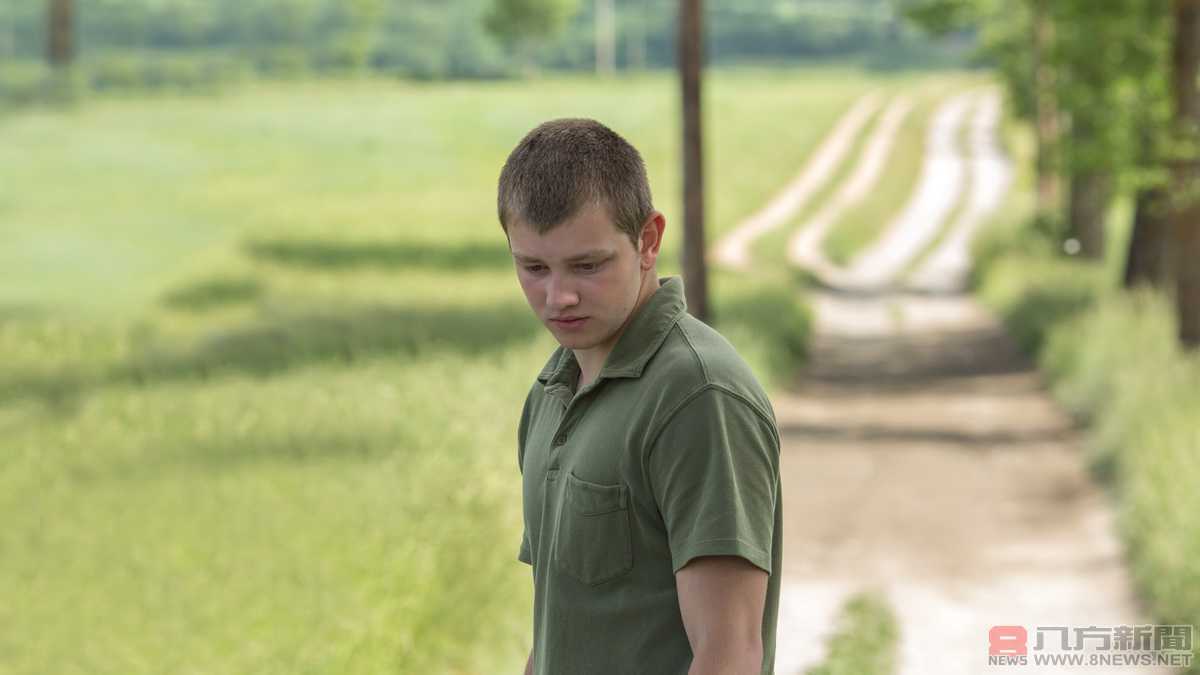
(498, 118, 782, 675)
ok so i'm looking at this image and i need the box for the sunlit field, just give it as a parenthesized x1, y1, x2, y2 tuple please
(0, 66, 952, 674)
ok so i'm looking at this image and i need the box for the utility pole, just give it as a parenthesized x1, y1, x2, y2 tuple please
(595, 0, 616, 75)
(679, 0, 709, 322)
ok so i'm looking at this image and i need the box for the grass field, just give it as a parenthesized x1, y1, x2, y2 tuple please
(0, 67, 916, 674)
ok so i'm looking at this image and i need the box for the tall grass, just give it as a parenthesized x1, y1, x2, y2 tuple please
(973, 115, 1200, 675)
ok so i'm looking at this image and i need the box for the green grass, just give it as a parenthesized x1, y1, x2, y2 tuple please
(0, 67, 895, 674)
(805, 591, 899, 675)
(973, 103, 1200, 675)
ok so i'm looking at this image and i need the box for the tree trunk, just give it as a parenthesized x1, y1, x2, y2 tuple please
(626, 1, 647, 71)
(1123, 186, 1171, 288)
(679, 0, 709, 322)
(46, 0, 73, 67)
(1031, 0, 1061, 217)
(1068, 170, 1110, 260)
(1171, 0, 1200, 348)
(595, 0, 616, 76)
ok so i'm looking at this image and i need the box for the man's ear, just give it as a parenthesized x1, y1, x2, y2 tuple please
(637, 211, 666, 270)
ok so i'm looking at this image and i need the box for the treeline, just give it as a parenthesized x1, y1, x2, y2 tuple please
(905, 0, 1200, 349)
(0, 0, 965, 81)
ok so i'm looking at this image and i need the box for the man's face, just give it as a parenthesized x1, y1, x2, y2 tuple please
(507, 202, 648, 352)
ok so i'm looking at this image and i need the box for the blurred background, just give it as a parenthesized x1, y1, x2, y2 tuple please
(0, 1, 1197, 674)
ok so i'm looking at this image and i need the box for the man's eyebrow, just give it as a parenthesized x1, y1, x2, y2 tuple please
(512, 249, 614, 263)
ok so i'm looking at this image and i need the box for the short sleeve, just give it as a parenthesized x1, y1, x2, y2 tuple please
(646, 386, 779, 575)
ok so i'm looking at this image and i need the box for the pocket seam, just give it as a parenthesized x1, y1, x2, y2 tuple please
(555, 473, 634, 585)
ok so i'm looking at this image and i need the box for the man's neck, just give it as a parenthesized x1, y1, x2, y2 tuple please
(574, 272, 660, 390)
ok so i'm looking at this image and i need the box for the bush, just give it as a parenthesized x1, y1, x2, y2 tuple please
(976, 253, 1108, 354)
(0, 62, 53, 107)
(714, 276, 812, 393)
(1037, 290, 1200, 670)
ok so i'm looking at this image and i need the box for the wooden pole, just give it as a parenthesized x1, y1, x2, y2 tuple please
(679, 0, 709, 322)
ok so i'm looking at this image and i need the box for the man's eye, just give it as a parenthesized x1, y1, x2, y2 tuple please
(576, 262, 600, 273)
(523, 265, 546, 273)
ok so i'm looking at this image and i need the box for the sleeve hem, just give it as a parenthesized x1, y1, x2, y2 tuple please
(671, 538, 771, 576)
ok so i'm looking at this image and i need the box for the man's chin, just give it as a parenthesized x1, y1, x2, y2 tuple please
(554, 335, 591, 349)
(548, 327, 594, 349)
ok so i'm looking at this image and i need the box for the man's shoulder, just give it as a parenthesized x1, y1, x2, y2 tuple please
(645, 313, 775, 421)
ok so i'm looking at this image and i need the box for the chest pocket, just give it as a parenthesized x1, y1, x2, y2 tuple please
(553, 470, 633, 586)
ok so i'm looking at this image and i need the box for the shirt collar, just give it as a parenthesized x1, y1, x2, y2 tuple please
(536, 275, 688, 388)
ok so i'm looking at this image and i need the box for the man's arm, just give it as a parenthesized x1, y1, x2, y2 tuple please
(676, 555, 767, 675)
(523, 648, 533, 675)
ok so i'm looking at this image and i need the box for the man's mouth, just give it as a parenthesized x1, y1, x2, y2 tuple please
(550, 316, 588, 328)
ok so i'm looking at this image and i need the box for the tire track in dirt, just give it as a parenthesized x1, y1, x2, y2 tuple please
(906, 90, 1011, 293)
(785, 95, 914, 279)
(712, 92, 883, 271)
(839, 91, 973, 290)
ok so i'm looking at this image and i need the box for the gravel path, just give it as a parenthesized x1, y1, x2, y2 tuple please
(769, 89, 1176, 675)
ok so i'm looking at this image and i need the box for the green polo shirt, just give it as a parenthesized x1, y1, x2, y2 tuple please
(516, 275, 782, 675)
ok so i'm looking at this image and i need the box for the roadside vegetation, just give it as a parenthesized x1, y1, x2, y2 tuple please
(805, 591, 900, 675)
(972, 120, 1200, 675)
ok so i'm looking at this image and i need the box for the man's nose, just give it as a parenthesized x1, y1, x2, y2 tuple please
(546, 273, 579, 311)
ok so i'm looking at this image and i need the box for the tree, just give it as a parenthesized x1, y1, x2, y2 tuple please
(331, 0, 385, 72)
(1030, 0, 1061, 221)
(1054, 0, 1132, 260)
(46, 0, 73, 67)
(1170, 0, 1200, 347)
(484, 0, 578, 71)
(1123, 1, 1173, 289)
(902, 0, 1066, 232)
(1124, 182, 1172, 288)
(680, 0, 709, 322)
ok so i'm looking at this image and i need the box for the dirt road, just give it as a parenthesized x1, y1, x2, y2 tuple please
(769, 90, 1174, 675)
(713, 92, 883, 270)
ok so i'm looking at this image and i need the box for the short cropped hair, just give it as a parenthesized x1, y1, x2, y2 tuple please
(497, 118, 654, 249)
